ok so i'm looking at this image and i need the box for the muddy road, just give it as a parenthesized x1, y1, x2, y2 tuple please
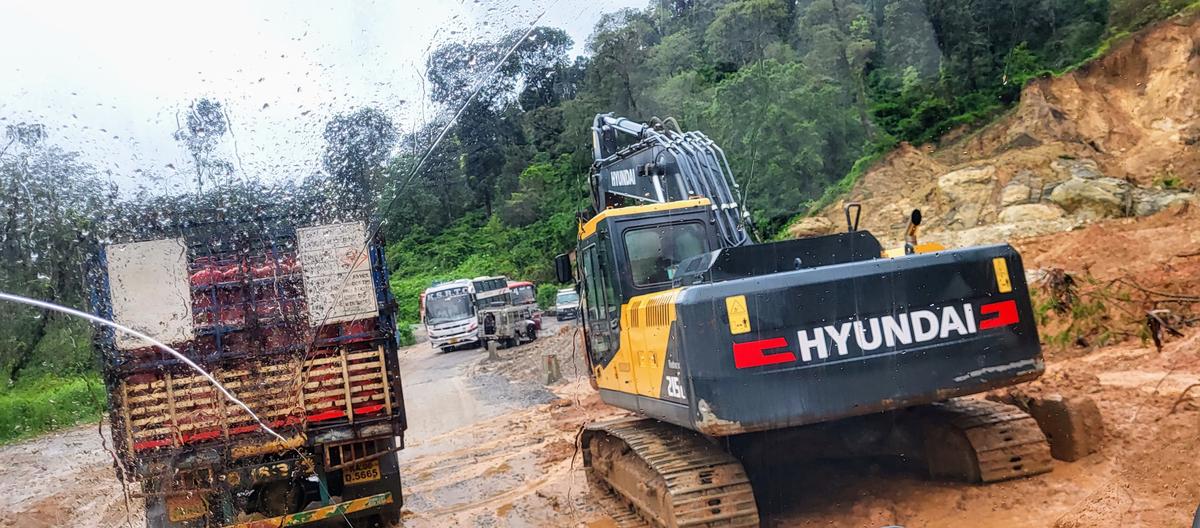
(0, 319, 608, 528)
(2, 314, 1198, 527)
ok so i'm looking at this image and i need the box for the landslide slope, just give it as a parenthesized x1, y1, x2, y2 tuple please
(801, 12, 1200, 248)
(776, 15, 1200, 527)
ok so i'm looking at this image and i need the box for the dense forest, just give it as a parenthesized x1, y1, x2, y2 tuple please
(0, 0, 1194, 441)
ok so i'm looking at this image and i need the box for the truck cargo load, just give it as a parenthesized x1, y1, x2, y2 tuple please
(89, 218, 406, 527)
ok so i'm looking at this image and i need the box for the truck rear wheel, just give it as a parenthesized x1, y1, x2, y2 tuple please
(252, 480, 303, 518)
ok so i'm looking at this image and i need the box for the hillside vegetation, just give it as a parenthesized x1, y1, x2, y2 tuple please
(0, 0, 1195, 441)
(380, 0, 1197, 333)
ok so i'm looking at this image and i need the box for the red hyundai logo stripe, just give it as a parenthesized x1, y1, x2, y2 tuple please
(733, 337, 795, 369)
(979, 299, 1019, 330)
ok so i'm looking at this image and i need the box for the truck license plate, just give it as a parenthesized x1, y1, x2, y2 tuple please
(343, 460, 381, 486)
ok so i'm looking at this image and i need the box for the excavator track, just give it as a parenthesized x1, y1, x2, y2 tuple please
(583, 483, 652, 528)
(582, 417, 760, 528)
(923, 398, 1054, 483)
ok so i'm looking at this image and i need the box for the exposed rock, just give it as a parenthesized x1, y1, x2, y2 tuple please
(1050, 159, 1104, 181)
(998, 203, 1066, 223)
(936, 165, 997, 227)
(815, 144, 946, 235)
(809, 15, 1200, 242)
(934, 217, 1078, 248)
(1003, 132, 1043, 151)
(788, 217, 835, 239)
(1048, 175, 1132, 219)
(1000, 174, 1038, 207)
(1132, 188, 1196, 216)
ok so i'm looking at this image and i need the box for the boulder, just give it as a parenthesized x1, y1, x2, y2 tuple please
(788, 217, 835, 239)
(989, 392, 1105, 462)
(998, 203, 1066, 223)
(934, 217, 1078, 248)
(1048, 176, 1132, 219)
(1002, 132, 1042, 150)
(1050, 158, 1104, 180)
(1026, 395, 1105, 462)
(1000, 180, 1035, 207)
(937, 165, 997, 227)
(1132, 188, 1195, 217)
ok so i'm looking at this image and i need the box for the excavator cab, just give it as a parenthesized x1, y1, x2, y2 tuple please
(568, 199, 717, 369)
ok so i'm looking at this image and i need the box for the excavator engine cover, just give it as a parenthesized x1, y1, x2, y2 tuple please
(601, 242, 1043, 437)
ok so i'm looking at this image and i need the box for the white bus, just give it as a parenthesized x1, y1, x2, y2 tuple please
(422, 279, 478, 352)
(470, 276, 511, 309)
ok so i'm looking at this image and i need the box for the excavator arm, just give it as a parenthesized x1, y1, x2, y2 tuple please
(590, 114, 752, 248)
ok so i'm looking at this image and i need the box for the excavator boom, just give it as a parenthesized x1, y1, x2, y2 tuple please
(591, 113, 751, 248)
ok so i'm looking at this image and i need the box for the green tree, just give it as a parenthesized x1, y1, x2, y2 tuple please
(322, 107, 398, 214)
(585, 9, 659, 115)
(878, 0, 941, 79)
(513, 28, 575, 111)
(0, 125, 117, 381)
(796, 0, 876, 135)
(174, 98, 234, 192)
(704, 0, 791, 67)
(704, 60, 867, 231)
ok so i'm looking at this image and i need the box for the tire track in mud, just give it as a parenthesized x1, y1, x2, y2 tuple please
(396, 321, 620, 527)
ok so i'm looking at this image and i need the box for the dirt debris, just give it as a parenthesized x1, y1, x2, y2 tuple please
(469, 321, 588, 386)
(814, 14, 1200, 250)
(3, 270, 1199, 527)
(538, 439, 577, 467)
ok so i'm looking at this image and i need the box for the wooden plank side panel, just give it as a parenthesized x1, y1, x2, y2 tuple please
(125, 355, 309, 451)
(125, 343, 394, 452)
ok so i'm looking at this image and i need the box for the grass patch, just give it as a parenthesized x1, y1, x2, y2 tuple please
(0, 375, 107, 445)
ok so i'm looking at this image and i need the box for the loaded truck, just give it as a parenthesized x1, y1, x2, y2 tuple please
(89, 218, 405, 527)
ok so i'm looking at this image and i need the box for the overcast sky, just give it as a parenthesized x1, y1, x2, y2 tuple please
(0, 0, 645, 193)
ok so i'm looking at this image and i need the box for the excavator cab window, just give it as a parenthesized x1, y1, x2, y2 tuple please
(581, 245, 601, 322)
(581, 232, 623, 366)
(581, 244, 612, 364)
(624, 222, 708, 287)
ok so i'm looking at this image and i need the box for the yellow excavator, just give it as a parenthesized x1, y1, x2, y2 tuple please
(553, 115, 1061, 526)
